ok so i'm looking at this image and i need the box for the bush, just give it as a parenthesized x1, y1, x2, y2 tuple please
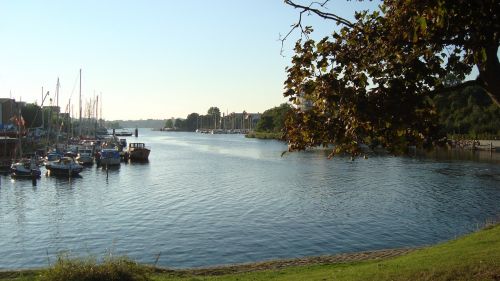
(39, 254, 151, 281)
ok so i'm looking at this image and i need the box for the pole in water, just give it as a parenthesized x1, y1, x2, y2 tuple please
(134, 128, 138, 137)
(31, 170, 37, 186)
(106, 164, 109, 180)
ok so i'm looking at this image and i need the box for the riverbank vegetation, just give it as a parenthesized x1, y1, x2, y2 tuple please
(2, 223, 498, 281)
(163, 107, 257, 132)
(434, 85, 500, 139)
(246, 103, 291, 140)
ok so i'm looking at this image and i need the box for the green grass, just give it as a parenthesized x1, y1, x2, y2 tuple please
(2, 224, 500, 281)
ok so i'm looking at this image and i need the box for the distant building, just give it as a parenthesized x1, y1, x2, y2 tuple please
(0, 98, 22, 127)
(296, 91, 313, 111)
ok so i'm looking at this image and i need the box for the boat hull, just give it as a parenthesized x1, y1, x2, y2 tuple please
(99, 158, 121, 166)
(10, 161, 41, 178)
(76, 155, 94, 165)
(46, 166, 83, 176)
(45, 157, 84, 176)
(129, 148, 150, 161)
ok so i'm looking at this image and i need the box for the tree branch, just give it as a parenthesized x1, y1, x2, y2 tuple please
(284, 0, 354, 27)
(280, 0, 354, 56)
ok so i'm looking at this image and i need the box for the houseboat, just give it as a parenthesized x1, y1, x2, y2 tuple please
(127, 143, 150, 161)
(97, 148, 121, 166)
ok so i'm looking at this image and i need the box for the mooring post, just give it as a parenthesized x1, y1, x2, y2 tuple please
(106, 164, 109, 180)
(134, 128, 138, 137)
(31, 170, 37, 186)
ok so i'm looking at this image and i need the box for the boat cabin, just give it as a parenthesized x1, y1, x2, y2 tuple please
(129, 143, 146, 149)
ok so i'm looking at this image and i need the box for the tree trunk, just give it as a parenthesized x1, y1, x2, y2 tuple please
(477, 45, 500, 106)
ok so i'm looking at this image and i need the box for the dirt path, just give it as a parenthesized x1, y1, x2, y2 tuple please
(157, 247, 417, 276)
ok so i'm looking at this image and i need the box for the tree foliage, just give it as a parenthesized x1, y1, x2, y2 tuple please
(21, 103, 42, 128)
(185, 113, 200, 131)
(283, 0, 499, 155)
(165, 119, 174, 128)
(255, 103, 292, 133)
(434, 86, 500, 137)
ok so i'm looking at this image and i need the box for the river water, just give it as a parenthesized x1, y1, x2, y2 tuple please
(0, 130, 499, 269)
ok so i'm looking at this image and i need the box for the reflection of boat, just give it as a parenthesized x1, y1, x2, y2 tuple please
(127, 143, 150, 161)
(76, 148, 94, 165)
(97, 148, 121, 166)
(10, 158, 41, 177)
(45, 157, 83, 176)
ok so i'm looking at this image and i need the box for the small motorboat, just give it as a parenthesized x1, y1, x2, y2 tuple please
(45, 157, 83, 176)
(114, 129, 133, 136)
(10, 158, 41, 178)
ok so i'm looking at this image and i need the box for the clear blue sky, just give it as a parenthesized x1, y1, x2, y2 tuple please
(0, 0, 379, 120)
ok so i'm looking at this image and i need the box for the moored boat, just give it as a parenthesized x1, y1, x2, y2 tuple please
(76, 148, 94, 165)
(97, 148, 121, 166)
(114, 129, 133, 136)
(127, 143, 150, 161)
(10, 158, 41, 178)
(45, 157, 83, 176)
(44, 150, 64, 165)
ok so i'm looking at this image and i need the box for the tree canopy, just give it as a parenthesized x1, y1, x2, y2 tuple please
(255, 103, 292, 133)
(434, 85, 500, 138)
(283, 0, 499, 156)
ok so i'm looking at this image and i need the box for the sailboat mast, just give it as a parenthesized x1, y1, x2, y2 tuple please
(56, 77, 60, 109)
(79, 69, 82, 137)
(100, 92, 103, 127)
(41, 87, 44, 129)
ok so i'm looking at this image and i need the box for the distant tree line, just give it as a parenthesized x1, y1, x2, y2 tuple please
(106, 119, 167, 129)
(165, 107, 259, 131)
(254, 103, 292, 133)
(434, 85, 500, 138)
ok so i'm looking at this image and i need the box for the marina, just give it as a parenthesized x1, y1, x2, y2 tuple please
(0, 130, 499, 269)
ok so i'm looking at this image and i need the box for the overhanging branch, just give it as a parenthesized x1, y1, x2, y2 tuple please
(284, 0, 354, 27)
(280, 0, 355, 56)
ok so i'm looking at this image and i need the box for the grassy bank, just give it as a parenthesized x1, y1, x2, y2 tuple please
(245, 131, 282, 140)
(2, 224, 499, 281)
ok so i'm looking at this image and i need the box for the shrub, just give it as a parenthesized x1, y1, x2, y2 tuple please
(38, 254, 151, 281)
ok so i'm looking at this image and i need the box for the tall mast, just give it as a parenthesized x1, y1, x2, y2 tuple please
(100, 92, 103, 127)
(41, 87, 44, 129)
(56, 77, 60, 109)
(79, 68, 82, 137)
(96, 95, 99, 122)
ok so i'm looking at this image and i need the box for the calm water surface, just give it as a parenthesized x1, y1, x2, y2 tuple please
(1, 130, 499, 269)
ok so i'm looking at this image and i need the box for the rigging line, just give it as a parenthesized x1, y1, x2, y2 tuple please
(63, 70, 80, 114)
(68, 70, 79, 101)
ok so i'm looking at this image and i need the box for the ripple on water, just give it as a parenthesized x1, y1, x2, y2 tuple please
(0, 131, 499, 269)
